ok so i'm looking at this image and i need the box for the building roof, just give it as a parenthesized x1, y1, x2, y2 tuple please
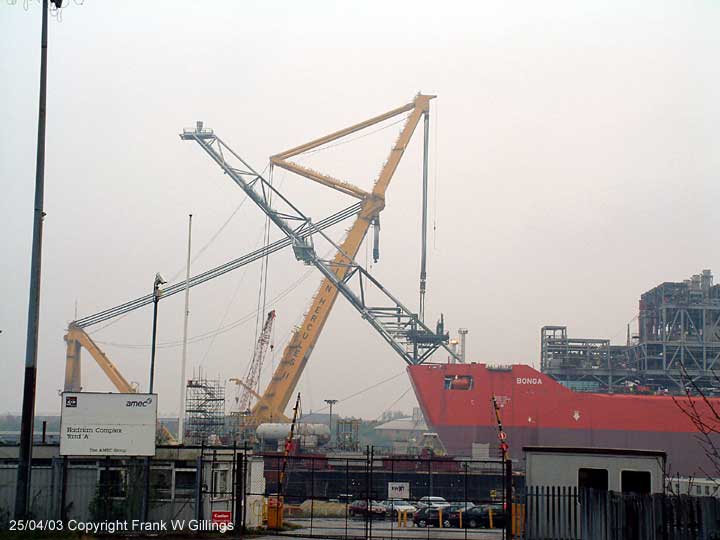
(523, 446, 666, 458)
(374, 417, 427, 432)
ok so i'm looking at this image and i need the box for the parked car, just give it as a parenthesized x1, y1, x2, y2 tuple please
(416, 496, 450, 508)
(413, 507, 443, 528)
(379, 499, 417, 518)
(459, 503, 506, 528)
(444, 503, 476, 527)
(348, 499, 385, 518)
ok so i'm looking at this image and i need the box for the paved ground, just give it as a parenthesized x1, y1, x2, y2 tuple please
(254, 517, 505, 539)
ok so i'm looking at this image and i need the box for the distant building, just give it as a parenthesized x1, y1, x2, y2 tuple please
(374, 408, 427, 442)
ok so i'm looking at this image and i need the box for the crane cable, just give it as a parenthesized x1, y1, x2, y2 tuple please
(375, 386, 412, 421)
(312, 370, 407, 412)
(93, 267, 314, 349)
(76, 200, 362, 328)
(252, 166, 274, 371)
(87, 191, 259, 336)
(295, 114, 410, 158)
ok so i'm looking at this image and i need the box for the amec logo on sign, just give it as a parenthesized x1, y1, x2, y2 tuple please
(126, 397, 153, 408)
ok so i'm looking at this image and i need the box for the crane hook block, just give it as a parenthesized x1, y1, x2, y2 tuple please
(372, 218, 381, 263)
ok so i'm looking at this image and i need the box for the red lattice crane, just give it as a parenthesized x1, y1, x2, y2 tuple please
(231, 310, 276, 413)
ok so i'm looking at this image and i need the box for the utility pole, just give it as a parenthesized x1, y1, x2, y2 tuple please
(15, 0, 58, 519)
(178, 214, 193, 444)
(324, 399, 338, 445)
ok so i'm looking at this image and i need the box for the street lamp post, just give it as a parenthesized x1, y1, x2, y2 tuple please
(149, 273, 166, 394)
(324, 399, 338, 446)
(142, 273, 165, 523)
(15, 0, 63, 519)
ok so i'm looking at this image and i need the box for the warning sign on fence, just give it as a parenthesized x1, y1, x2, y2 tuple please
(212, 511, 232, 526)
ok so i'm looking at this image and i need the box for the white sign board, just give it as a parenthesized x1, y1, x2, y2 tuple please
(388, 482, 410, 500)
(60, 392, 157, 457)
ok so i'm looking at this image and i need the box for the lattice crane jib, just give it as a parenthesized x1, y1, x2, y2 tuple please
(236, 310, 276, 413)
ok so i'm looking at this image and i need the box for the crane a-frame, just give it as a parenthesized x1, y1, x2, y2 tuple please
(249, 94, 438, 423)
(181, 94, 460, 422)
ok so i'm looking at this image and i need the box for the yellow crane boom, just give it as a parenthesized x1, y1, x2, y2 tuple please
(65, 325, 135, 393)
(64, 325, 177, 444)
(252, 94, 434, 423)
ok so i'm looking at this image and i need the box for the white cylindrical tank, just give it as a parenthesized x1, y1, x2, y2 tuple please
(256, 422, 330, 441)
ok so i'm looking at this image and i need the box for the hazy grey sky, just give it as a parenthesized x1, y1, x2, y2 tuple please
(1, 1, 719, 418)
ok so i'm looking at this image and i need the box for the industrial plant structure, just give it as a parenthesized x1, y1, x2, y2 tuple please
(541, 270, 720, 395)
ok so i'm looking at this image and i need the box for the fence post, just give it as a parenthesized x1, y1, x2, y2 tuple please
(369, 446, 375, 540)
(233, 448, 241, 531)
(194, 455, 203, 522)
(231, 442, 236, 523)
(59, 456, 68, 522)
(104, 457, 111, 522)
(241, 443, 248, 534)
(364, 446, 370, 540)
(505, 458, 512, 540)
(572, 486, 578, 540)
(310, 455, 315, 536)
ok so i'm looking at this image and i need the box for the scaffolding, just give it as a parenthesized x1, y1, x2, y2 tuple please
(184, 375, 226, 445)
(541, 270, 720, 395)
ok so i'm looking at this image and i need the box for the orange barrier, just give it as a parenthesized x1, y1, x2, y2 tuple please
(397, 510, 410, 528)
(267, 496, 284, 529)
(512, 503, 526, 537)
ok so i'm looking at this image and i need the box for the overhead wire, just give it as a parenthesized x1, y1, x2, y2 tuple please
(167, 201, 245, 284)
(432, 101, 439, 251)
(94, 266, 315, 350)
(88, 181, 263, 335)
(311, 370, 408, 413)
(375, 386, 412, 421)
(76, 201, 362, 329)
(167, 163, 269, 284)
(253, 165, 274, 363)
(196, 261, 253, 369)
(296, 114, 411, 158)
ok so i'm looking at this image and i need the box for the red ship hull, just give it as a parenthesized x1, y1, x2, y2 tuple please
(407, 363, 720, 477)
